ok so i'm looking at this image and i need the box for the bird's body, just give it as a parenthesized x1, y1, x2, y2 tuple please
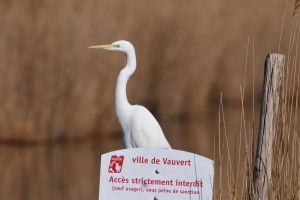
(120, 105, 171, 148)
(89, 40, 171, 149)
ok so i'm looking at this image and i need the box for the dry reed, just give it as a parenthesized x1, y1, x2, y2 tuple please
(293, 0, 300, 16)
(214, 8, 300, 199)
(0, 0, 297, 200)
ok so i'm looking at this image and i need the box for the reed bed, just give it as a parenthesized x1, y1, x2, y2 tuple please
(0, 0, 298, 200)
(214, 3, 300, 197)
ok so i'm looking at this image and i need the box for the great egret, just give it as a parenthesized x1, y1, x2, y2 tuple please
(89, 40, 171, 149)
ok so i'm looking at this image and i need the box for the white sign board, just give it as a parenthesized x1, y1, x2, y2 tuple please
(99, 148, 214, 200)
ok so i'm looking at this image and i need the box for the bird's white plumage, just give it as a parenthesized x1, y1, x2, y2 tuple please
(90, 40, 171, 149)
(129, 105, 171, 148)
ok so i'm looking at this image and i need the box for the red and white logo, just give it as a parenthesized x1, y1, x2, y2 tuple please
(108, 155, 124, 173)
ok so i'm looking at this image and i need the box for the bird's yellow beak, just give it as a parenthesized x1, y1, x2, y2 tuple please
(88, 44, 114, 50)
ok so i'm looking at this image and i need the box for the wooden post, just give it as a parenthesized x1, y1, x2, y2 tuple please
(253, 53, 284, 200)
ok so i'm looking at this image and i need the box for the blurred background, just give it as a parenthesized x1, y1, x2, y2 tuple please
(0, 0, 298, 199)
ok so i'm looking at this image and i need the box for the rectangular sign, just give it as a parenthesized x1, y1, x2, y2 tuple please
(99, 148, 214, 200)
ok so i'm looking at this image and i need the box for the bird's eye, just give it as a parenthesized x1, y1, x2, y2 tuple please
(114, 44, 120, 48)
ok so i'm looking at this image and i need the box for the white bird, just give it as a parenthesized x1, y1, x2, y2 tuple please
(89, 40, 171, 149)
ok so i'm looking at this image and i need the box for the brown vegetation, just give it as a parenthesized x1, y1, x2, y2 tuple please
(0, 0, 299, 199)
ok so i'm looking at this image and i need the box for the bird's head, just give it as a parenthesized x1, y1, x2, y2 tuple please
(89, 40, 134, 54)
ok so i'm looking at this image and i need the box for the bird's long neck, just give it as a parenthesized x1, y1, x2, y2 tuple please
(115, 50, 136, 120)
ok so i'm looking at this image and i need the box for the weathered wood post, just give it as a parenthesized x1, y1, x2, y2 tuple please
(253, 53, 284, 200)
